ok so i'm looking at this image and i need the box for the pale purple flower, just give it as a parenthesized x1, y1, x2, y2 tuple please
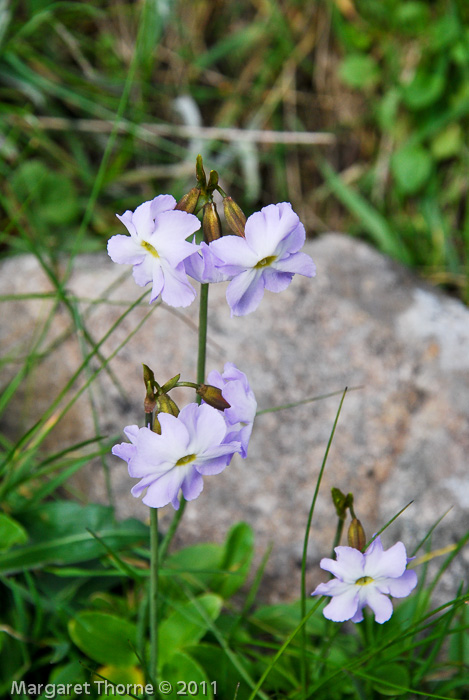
(208, 202, 316, 316)
(107, 194, 201, 307)
(184, 241, 231, 284)
(311, 536, 418, 624)
(205, 362, 257, 458)
(112, 403, 241, 510)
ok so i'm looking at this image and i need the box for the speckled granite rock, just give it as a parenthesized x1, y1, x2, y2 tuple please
(1, 235, 468, 602)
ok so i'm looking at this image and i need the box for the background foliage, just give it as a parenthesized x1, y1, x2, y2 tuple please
(1, 0, 468, 297)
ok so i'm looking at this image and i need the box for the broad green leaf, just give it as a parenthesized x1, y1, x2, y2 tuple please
(162, 651, 212, 699)
(402, 61, 446, 110)
(212, 522, 254, 599)
(338, 54, 380, 90)
(370, 663, 410, 695)
(395, 2, 430, 33)
(391, 144, 432, 195)
(163, 543, 223, 597)
(158, 594, 223, 667)
(0, 513, 28, 551)
(431, 123, 463, 161)
(252, 600, 325, 637)
(93, 665, 145, 699)
(68, 612, 138, 667)
(0, 501, 147, 575)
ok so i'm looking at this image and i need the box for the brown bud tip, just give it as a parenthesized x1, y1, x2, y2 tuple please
(197, 384, 231, 411)
(143, 364, 157, 412)
(223, 196, 246, 237)
(174, 187, 200, 213)
(156, 393, 180, 417)
(202, 202, 222, 243)
(348, 518, 366, 551)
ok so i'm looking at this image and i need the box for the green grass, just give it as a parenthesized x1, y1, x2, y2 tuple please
(1, 0, 468, 299)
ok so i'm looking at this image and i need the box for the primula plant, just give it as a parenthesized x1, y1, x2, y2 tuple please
(1, 154, 468, 700)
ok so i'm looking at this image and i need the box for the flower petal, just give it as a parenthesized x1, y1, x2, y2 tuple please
(262, 269, 293, 293)
(322, 587, 360, 622)
(361, 586, 394, 624)
(226, 268, 265, 316)
(244, 203, 300, 259)
(320, 547, 365, 583)
(107, 234, 145, 265)
(377, 569, 418, 598)
(365, 538, 407, 580)
(158, 262, 196, 307)
(181, 467, 204, 502)
(273, 251, 316, 277)
(142, 468, 185, 508)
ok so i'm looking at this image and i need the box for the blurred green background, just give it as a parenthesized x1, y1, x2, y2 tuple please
(1, 0, 468, 299)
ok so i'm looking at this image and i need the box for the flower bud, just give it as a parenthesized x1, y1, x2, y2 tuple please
(202, 202, 222, 243)
(156, 393, 180, 418)
(197, 384, 231, 411)
(348, 518, 366, 551)
(174, 187, 200, 213)
(143, 363, 157, 413)
(207, 169, 219, 191)
(331, 487, 353, 519)
(196, 154, 207, 188)
(223, 196, 246, 237)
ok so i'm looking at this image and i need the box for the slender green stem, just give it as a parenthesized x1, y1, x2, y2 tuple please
(300, 388, 348, 699)
(149, 507, 159, 691)
(159, 283, 210, 562)
(331, 516, 346, 558)
(197, 283, 209, 390)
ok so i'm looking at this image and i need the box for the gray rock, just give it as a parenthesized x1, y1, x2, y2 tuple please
(1, 235, 468, 603)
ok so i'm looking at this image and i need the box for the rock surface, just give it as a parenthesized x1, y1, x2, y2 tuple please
(1, 235, 468, 603)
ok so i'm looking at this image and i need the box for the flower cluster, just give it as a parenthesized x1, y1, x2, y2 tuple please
(108, 195, 316, 316)
(112, 363, 256, 510)
(311, 536, 418, 623)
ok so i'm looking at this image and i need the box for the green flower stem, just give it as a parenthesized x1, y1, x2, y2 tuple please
(144, 410, 159, 690)
(149, 507, 159, 690)
(196, 283, 209, 390)
(159, 283, 210, 563)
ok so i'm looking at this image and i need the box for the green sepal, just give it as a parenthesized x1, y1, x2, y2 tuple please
(160, 374, 181, 394)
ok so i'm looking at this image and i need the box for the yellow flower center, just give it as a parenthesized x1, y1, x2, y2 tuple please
(175, 454, 197, 467)
(141, 240, 159, 258)
(355, 576, 374, 586)
(255, 255, 277, 269)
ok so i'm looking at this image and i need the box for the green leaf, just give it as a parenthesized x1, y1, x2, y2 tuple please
(158, 594, 223, 667)
(0, 513, 28, 551)
(370, 663, 410, 696)
(163, 543, 224, 597)
(0, 502, 147, 575)
(402, 60, 446, 110)
(212, 522, 254, 599)
(431, 123, 463, 161)
(68, 611, 138, 667)
(391, 144, 433, 195)
(252, 600, 326, 637)
(162, 651, 212, 699)
(338, 54, 380, 90)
